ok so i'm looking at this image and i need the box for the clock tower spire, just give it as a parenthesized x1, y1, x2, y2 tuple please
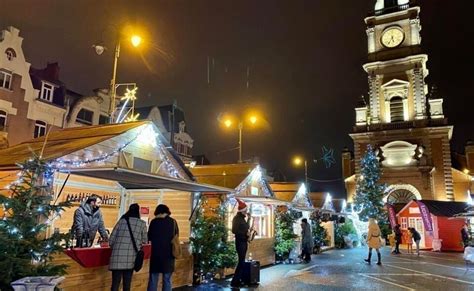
(347, 1, 455, 203)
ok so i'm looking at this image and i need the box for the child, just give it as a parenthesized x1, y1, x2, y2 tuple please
(388, 232, 396, 253)
(405, 230, 413, 254)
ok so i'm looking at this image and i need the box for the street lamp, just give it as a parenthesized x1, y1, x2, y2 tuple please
(222, 113, 260, 163)
(292, 156, 308, 185)
(108, 33, 143, 123)
(94, 28, 143, 123)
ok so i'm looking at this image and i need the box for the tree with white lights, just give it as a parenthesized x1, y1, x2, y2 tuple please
(353, 145, 387, 222)
(0, 157, 70, 290)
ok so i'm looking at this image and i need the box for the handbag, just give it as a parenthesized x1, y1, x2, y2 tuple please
(125, 217, 145, 272)
(172, 219, 182, 258)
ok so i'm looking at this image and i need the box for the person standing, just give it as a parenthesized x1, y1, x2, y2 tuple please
(71, 194, 108, 247)
(300, 218, 314, 263)
(461, 224, 470, 248)
(393, 224, 402, 254)
(230, 199, 250, 288)
(409, 227, 422, 256)
(364, 218, 382, 265)
(147, 204, 178, 291)
(109, 204, 148, 291)
(405, 229, 413, 254)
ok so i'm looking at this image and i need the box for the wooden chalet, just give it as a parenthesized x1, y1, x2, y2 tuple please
(0, 121, 231, 290)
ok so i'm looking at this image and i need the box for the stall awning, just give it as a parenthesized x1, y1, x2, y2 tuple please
(62, 167, 234, 193)
(233, 195, 291, 206)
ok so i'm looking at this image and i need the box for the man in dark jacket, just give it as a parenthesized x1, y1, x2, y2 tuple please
(230, 199, 250, 288)
(393, 224, 402, 254)
(71, 195, 108, 247)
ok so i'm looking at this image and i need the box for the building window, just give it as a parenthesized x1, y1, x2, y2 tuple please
(0, 71, 12, 89)
(76, 108, 94, 125)
(0, 110, 7, 131)
(99, 114, 109, 125)
(5, 48, 16, 61)
(34, 121, 47, 138)
(400, 217, 408, 230)
(390, 96, 404, 122)
(40, 82, 55, 102)
(227, 202, 273, 239)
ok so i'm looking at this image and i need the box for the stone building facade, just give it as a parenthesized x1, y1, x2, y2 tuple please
(0, 26, 110, 149)
(343, 2, 473, 204)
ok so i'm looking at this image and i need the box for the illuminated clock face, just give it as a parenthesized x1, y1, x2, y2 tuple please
(381, 27, 404, 48)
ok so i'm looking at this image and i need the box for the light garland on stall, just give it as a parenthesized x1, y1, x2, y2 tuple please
(292, 184, 312, 209)
(234, 165, 273, 197)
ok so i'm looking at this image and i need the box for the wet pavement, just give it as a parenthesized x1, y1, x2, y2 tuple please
(176, 247, 474, 290)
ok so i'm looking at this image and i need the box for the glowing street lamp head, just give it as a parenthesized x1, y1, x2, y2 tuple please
(131, 35, 142, 47)
(224, 119, 232, 128)
(249, 116, 257, 125)
(293, 156, 303, 166)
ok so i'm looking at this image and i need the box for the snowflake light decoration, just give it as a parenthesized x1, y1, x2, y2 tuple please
(321, 146, 335, 168)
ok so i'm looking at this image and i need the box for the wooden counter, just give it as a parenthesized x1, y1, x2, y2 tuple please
(56, 243, 193, 290)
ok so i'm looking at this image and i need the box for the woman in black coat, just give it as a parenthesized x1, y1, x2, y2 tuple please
(147, 204, 179, 291)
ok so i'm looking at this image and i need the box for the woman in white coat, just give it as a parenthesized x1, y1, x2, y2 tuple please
(364, 218, 382, 265)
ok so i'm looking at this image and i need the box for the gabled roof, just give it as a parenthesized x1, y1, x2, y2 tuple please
(270, 182, 313, 209)
(0, 121, 147, 169)
(270, 182, 301, 202)
(191, 163, 258, 188)
(399, 200, 469, 217)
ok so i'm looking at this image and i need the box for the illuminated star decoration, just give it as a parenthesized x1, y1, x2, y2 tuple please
(124, 113, 140, 123)
(121, 87, 138, 101)
(116, 87, 139, 123)
(321, 146, 336, 168)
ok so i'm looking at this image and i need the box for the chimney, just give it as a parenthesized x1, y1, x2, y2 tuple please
(46, 62, 60, 80)
(342, 147, 354, 179)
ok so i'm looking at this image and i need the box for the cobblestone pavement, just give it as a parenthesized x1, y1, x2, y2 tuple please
(177, 247, 474, 290)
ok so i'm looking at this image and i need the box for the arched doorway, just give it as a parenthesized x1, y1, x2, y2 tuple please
(386, 189, 417, 204)
(384, 184, 422, 204)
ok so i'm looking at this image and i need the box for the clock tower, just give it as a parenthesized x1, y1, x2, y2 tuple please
(345, 1, 458, 204)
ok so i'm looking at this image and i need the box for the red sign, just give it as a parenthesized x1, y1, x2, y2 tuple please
(416, 201, 433, 232)
(386, 204, 397, 228)
(140, 207, 149, 215)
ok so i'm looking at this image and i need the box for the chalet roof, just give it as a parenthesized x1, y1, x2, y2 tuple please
(309, 192, 327, 208)
(0, 122, 147, 169)
(401, 200, 470, 217)
(419, 200, 469, 217)
(190, 163, 258, 188)
(270, 182, 300, 202)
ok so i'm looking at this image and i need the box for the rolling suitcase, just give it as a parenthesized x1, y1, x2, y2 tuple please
(242, 260, 260, 286)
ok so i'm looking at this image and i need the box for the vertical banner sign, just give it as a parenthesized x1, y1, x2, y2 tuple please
(416, 201, 433, 232)
(386, 204, 397, 229)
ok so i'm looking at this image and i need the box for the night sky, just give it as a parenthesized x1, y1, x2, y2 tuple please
(1, 0, 473, 198)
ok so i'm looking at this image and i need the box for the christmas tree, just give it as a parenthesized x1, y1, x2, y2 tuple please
(274, 210, 297, 261)
(310, 210, 328, 253)
(353, 145, 387, 222)
(190, 196, 237, 282)
(0, 157, 71, 290)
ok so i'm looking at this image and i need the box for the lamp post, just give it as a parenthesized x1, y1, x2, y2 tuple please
(223, 113, 259, 163)
(94, 31, 142, 123)
(293, 156, 308, 185)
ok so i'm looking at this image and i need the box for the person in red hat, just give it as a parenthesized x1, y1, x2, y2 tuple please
(230, 199, 250, 288)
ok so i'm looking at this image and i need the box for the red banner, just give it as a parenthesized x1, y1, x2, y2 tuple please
(386, 204, 397, 229)
(416, 201, 433, 232)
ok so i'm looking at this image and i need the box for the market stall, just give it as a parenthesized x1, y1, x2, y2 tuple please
(271, 182, 315, 257)
(0, 121, 232, 290)
(191, 164, 289, 267)
(397, 200, 469, 251)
